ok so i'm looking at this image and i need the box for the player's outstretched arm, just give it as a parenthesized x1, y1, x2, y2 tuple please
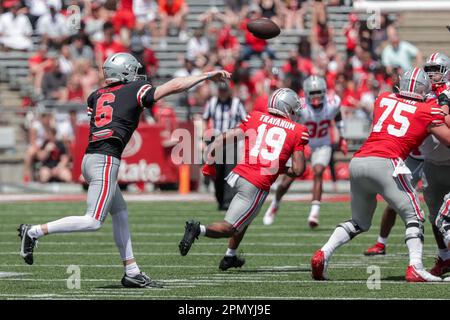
(286, 150, 306, 178)
(154, 70, 231, 101)
(429, 121, 450, 146)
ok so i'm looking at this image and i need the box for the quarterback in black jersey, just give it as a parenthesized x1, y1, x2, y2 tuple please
(18, 52, 231, 288)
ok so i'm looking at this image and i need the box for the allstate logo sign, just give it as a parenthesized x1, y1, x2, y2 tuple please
(122, 131, 143, 158)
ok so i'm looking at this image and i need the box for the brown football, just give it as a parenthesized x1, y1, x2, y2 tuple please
(247, 18, 281, 40)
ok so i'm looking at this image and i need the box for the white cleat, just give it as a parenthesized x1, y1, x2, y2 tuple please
(405, 265, 443, 282)
(263, 202, 279, 226)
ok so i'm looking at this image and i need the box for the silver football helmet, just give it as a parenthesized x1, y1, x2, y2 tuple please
(267, 88, 301, 119)
(303, 75, 327, 109)
(103, 52, 146, 84)
(424, 52, 450, 84)
(399, 67, 431, 100)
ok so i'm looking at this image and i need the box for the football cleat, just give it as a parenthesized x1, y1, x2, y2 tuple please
(405, 265, 442, 282)
(430, 256, 450, 276)
(308, 215, 319, 229)
(179, 220, 200, 256)
(18, 224, 37, 265)
(121, 272, 162, 288)
(311, 250, 328, 280)
(364, 242, 386, 256)
(219, 255, 246, 271)
(263, 202, 279, 226)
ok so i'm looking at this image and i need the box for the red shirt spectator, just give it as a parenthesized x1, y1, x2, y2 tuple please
(95, 40, 128, 64)
(217, 26, 239, 51)
(112, 0, 135, 33)
(159, 0, 185, 16)
(282, 56, 314, 76)
(143, 47, 159, 77)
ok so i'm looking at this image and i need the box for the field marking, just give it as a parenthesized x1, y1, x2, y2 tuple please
(0, 272, 29, 278)
(1, 293, 446, 300)
(0, 277, 448, 285)
(0, 231, 420, 238)
(0, 251, 413, 257)
(0, 241, 442, 248)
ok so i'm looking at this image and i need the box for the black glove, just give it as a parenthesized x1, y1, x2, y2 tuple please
(438, 92, 450, 106)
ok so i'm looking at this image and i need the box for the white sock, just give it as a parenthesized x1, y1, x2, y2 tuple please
(271, 198, 279, 208)
(438, 248, 450, 261)
(28, 225, 45, 239)
(377, 236, 388, 245)
(321, 227, 351, 260)
(46, 215, 102, 234)
(125, 262, 141, 277)
(111, 209, 134, 261)
(199, 224, 206, 236)
(225, 248, 236, 257)
(309, 201, 321, 217)
(406, 238, 423, 269)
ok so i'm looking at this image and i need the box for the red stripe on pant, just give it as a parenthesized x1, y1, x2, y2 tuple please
(393, 159, 423, 220)
(439, 198, 450, 218)
(234, 190, 264, 229)
(95, 155, 112, 221)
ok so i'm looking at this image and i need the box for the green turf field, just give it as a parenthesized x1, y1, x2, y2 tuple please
(1, 200, 449, 300)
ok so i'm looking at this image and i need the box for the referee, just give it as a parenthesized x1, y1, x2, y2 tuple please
(203, 82, 247, 210)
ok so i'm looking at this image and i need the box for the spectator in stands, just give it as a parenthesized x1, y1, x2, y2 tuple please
(257, 0, 282, 26)
(186, 27, 209, 62)
(84, 1, 109, 43)
(0, 1, 33, 51)
(36, 4, 69, 48)
(173, 57, 202, 108)
(133, 0, 159, 38)
(158, 0, 189, 48)
(251, 56, 281, 96)
(282, 0, 306, 31)
(223, 0, 250, 26)
(203, 82, 247, 210)
(41, 56, 67, 100)
(372, 13, 393, 59)
(57, 109, 78, 145)
(358, 78, 381, 121)
(69, 33, 94, 62)
(24, 111, 54, 182)
(282, 36, 314, 76)
(29, 44, 53, 93)
(37, 127, 72, 183)
(381, 27, 422, 74)
(111, 0, 136, 47)
(25, 0, 62, 29)
(216, 24, 240, 62)
(95, 22, 128, 69)
(72, 58, 100, 97)
(58, 44, 74, 75)
(241, 5, 275, 61)
(343, 13, 359, 57)
(60, 74, 84, 102)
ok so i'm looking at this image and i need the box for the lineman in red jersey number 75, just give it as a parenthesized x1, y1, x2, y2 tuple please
(179, 88, 310, 271)
(311, 67, 450, 282)
(364, 52, 450, 257)
(18, 52, 231, 288)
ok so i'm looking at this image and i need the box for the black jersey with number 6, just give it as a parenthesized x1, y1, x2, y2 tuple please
(85, 80, 156, 159)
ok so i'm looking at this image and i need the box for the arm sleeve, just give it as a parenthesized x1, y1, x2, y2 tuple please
(429, 105, 446, 127)
(295, 127, 309, 152)
(137, 83, 156, 108)
(239, 113, 252, 131)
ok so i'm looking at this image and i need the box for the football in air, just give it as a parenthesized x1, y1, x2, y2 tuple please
(247, 18, 281, 39)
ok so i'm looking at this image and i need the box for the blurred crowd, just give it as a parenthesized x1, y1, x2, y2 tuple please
(0, 0, 423, 183)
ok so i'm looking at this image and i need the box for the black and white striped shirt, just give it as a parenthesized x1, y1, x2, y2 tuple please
(202, 96, 247, 133)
